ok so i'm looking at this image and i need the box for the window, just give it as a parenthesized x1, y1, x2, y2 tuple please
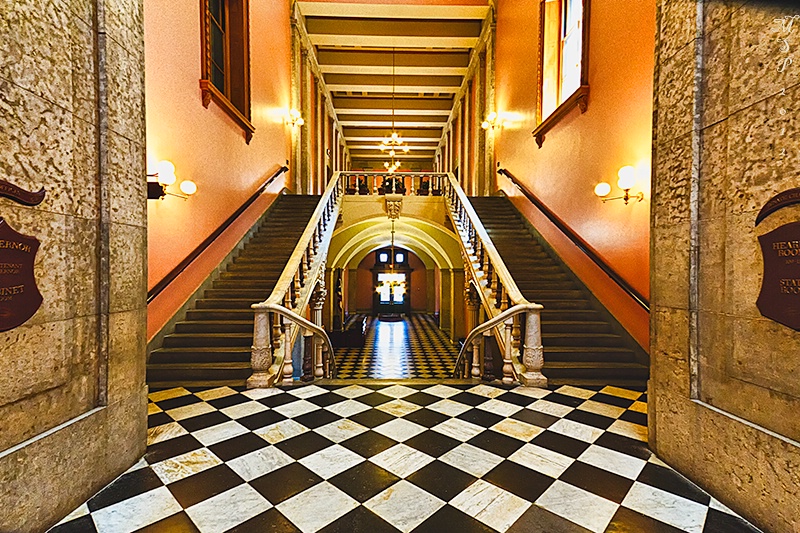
(200, 0, 254, 143)
(533, 0, 590, 148)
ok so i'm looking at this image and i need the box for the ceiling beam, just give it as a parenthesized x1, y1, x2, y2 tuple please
(297, 3, 489, 20)
(309, 34, 478, 49)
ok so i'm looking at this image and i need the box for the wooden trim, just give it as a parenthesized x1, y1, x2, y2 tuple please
(147, 165, 289, 303)
(497, 168, 649, 311)
(200, 80, 256, 143)
(532, 84, 589, 148)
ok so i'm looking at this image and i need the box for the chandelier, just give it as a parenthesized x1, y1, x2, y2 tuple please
(375, 219, 407, 298)
(381, 47, 409, 173)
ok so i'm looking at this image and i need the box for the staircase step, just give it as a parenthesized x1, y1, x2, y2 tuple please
(196, 298, 258, 309)
(150, 347, 252, 364)
(542, 333, 625, 348)
(204, 289, 271, 299)
(542, 362, 649, 380)
(541, 321, 611, 333)
(213, 280, 275, 290)
(540, 310, 601, 321)
(149, 379, 248, 390)
(174, 320, 254, 334)
(186, 309, 256, 320)
(147, 362, 252, 382)
(544, 346, 637, 362)
(162, 333, 253, 348)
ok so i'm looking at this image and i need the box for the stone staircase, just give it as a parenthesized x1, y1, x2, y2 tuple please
(469, 196, 649, 387)
(147, 195, 322, 389)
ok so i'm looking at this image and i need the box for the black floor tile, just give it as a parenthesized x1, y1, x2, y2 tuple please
(227, 509, 301, 533)
(564, 409, 616, 430)
(702, 508, 763, 533)
(484, 460, 554, 502)
(507, 504, 593, 533)
(449, 392, 487, 407)
(207, 394, 250, 410)
(468, 429, 526, 457)
(145, 435, 204, 464)
(532, 431, 591, 459)
(275, 432, 334, 460)
(348, 410, 395, 429)
(48, 515, 98, 533)
(544, 392, 586, 408)
(636, 463, 711, 506)
(406, 461, 477, 501)
(136, 511, 201, 532)
(594, 432, 652, 461)
(604, 506, 683, 533)
(208, 432, 270, 462)
(293, 409, 342, 429)
(320, 506, 399, 533)
(512, 409, 560, 429)
(148, 412, 173, 429)
(307, 392, 348, 407)
(87, 468, 164, 512)
(414, 504, 495, 533)
(559, 461, 634, 504)
(457, 409, 504, 428)
(495, 391, 538, 407)
(329, 461, 400, 502)
(402, 392, 440, 407)
(166, 464, 243, 508)
(250, 463, 323, 505)
(401, 409, 449, 429)
(340, 431, 397, 458)
(404, 430, 460, 458)
(619, 410, 647, 427)
(591, 393, 635, 409)
(154, 395, 203, 411)
(355, 392, 393, 407)
(258, 394, 299, 408)
(178, 411, 232, 433)
(237, 410, 287, 431)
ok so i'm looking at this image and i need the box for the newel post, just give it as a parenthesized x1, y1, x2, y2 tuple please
(520, 309, 547, 387)
(502, 318, 515, 384)
(247, 310, 272, 388)
(311, 285, 327, 378)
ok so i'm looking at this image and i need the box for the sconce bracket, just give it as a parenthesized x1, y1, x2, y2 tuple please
(147, 182, 167, 200)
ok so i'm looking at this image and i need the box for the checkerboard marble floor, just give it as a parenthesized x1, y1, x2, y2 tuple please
(49, 382, 762, 533)
(335, 315, 458, 379)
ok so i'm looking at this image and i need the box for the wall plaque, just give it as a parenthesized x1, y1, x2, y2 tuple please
(0, 179, 46, 206)
(757, 221, 800, 331)
(0, 218, 43, 332)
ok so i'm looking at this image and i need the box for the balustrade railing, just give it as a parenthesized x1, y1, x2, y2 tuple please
(339, 172, 447, 196)
(443, 174, 548, 387)
(248, 175, 343, 387)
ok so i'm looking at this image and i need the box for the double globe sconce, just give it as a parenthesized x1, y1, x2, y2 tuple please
(594, 166, 645, 205)
(287, 109, 305, 128)
(147, 160, 198, 200)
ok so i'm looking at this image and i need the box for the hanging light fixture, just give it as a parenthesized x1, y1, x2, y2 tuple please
(381, 47, 410, 173)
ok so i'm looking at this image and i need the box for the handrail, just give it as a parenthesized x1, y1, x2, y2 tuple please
(452, 303, 542, 379)
(248, 172, 343, 387)
(256, 303, 336, 378)
(498, 168, 649, 311)
(147, 165, 289, 303)
(443, 173, 529, 306)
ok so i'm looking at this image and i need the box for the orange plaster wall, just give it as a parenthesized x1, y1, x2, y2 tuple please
(301, 0, 487, 5)
(145, 0, 293, 292)
(494, 0, 655, 348)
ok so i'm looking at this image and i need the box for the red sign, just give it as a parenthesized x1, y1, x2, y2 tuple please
(757, 221, 800, 331)
(0, 179, 45, 206)
(0, 218, 43, 332)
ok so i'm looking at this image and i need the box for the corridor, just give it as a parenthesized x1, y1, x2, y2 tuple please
(335, 315, 459, 380)
(49, 382, 761, 533)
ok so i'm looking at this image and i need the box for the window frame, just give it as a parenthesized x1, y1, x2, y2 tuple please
(200, 0, 255, 143)
(532, 0, 591, 148)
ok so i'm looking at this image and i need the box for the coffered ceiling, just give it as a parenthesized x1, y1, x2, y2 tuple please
(296, 2, 490, 171)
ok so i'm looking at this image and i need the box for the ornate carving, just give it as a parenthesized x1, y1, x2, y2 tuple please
(385, 196, 402, 219)
(250, 346, 273, 371)
(311, 286, 328, 310)
(523, 344, 544, 371)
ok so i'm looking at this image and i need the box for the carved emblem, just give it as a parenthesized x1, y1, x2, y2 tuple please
(757, 221, 800, 331)
(0, 218, 43, 332)
(385, 194, 403, 220)
(0, 179, 46, 206)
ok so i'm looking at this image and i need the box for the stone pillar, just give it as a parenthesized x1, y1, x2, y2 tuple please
(427, 269, 436, 313)
(247, 312, 273, 388)
(291, 24, 303, 193)
(311, 285, 327, 378)
(451, 269, 466, 340)
(484, 21, 496, 196)
(474, 51, 486, 196)
(439, 268, 453, 337)
(300, 51, 313, 194)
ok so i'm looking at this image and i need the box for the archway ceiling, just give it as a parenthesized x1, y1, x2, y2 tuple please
(296, 2, 490, 170)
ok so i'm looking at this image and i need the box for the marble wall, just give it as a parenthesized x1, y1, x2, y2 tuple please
(0, 1, 147, 531)
(651, 1, 800, 531)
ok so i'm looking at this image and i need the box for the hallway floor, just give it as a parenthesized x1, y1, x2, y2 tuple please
(335, 315, 458, 379)
(50, 382, 761, 533)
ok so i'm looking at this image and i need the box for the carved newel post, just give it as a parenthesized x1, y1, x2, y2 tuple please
(247, 311, 272, 388)
(520, 309, 547, 387)
(311, 284, 327, 378)
(464, 286, 482, 378)
(502, 318, 515, 384)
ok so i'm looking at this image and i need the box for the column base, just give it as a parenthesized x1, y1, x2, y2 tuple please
(520, 372, 548, 388)
(246, 373, 271, 389)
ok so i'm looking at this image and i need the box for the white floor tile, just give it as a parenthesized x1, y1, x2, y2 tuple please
(151, 448, 222, 484)
(578, 445, 647, 480)
(195, 387, 238, 401)
(467, 384, 506, 398)
(477, 398, 523, 417)
(91, 486, 182, 533)
(421, 384, 462, 398)
(299, 445, 365, 479)
(527, 400, 574, 418)
(277, 482, 359, 533)
(365, 480, 444, 533)
(427, 399, 472, 417)
(185, 484, 271, 533)
(439, 443, 503, 478)
(166, 402, 216, 421)
(373, 418, 426, 442)
(220, 401, 268, 419)
(287, 385, 329, 399)
(147, 422, 188, 446)
(600, 386, 642, 400)
(376, 399, 421, 417)
(511, 386, 550, 399)
(273, 400, 320, 418)
(148, 388, 190, 403)
(431, 418, 484, 442)
(622, 482, 709, 533)
(555, 385, 596, 399)
(332, 384, 374, 398)
(241, 388, 284, 400)
(508, 443, 573, 478)
(549, 419, 604, 443)
(608, 419, 648, 442)
(193, 420, 249, 446)
(577, 400, 626, 419)
(369, 444, 434, 478)
(378, 385, 418, 399)
(450, 479, 531, 531)
(228, 446, 294, 481)
(490, 419, 544, 441)
(255, 419, 309, 444)
(536, 480, 619, 533)
(313, 419, 368, 443)
(325, 399, 371, 418)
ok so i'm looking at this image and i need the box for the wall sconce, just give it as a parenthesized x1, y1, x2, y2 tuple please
(147, 160, 198, 200)
(594, 166, 644, 205)
(481, 112, 500, 131)
(287, 109, 305, 127)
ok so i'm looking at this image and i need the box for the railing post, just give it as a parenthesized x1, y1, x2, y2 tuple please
(281, 317, 294, 385)
(482, 329, 494, 381)
(301, 329, 314, 382)
(311, 285, 327, 378)
(247, 310, 272, 388)
(502, 318, 515, 384)
(520, 309, 547, 387)
(471, 337, 481, 378)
